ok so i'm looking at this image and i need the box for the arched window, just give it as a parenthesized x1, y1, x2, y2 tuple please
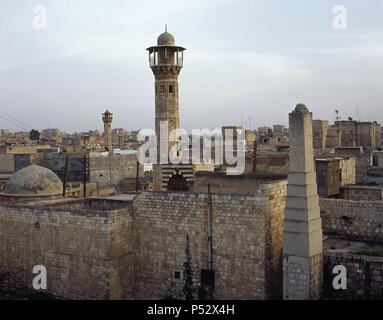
(167, 174, 189, 192)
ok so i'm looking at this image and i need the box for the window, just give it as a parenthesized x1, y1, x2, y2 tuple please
(174, 271, 181, 280)
(169, 85, 173, 94)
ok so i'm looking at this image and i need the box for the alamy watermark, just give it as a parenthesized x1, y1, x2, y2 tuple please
(32, 5, 48, 30)
(32, 265, 47, 290)
(332, 265, 347, 290)
(138, 123, 246, 175)
(333, 5, 348, 30)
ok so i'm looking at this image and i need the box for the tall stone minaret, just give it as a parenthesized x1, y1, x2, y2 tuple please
(147, 27, 186, 162)
(283, 104, 323, 300)
(102, 110, 113, 152)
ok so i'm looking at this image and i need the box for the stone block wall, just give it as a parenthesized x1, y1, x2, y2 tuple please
(0, 180, 287, 300)
(320, 199, 383, 244)
(340, 186, 383, 201)
(0, 155, 14, 173)
(89, 154, 141, 187)
(194, 172, 286, 196)
(340, 157, 356, 186)
(324, 251, 383, 299)
(264, 181, 287, 299)
(132, 181, 287, 300)
(355, 153, 373, 184)
(375, 152, 383, 169)
(282, 253, 323, 300)
(0, 203, 134, 299)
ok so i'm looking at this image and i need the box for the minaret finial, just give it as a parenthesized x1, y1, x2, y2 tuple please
(165, 24, 167, 33)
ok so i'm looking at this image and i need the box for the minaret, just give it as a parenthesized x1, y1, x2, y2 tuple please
(283, 104, 323, 300)
(102, 110, 113, 152)
(147, 27, 186, 162)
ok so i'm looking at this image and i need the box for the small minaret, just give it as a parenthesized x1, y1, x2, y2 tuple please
(283, 104, 323, 300)
(147, 27, 186, 162)
(102, 110, 113, 152)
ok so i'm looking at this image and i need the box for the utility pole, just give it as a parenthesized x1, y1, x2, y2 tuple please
(136, 160, 140, 193)
(63, 155, 69, 197)
(83, 155, 87, 198)
(252, 139, 258, 173)
(207, 183, 213, 271)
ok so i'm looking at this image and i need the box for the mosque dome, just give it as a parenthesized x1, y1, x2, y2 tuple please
(157, 32, 175, 46)
(4, 165, 63, 196)
(294, 104, 309, 113)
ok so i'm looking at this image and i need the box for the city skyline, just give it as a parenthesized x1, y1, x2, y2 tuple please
(0, 0, 382, 133)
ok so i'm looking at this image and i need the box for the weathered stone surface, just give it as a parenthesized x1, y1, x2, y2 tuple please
(0, 180, 287, 300)
(4, 165, 63, 196)
(320, 198, 383, 244)
(283, 104, 323, 300)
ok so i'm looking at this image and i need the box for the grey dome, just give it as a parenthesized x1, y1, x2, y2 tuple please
(4, 165, 63, 196)
(294, 104, 309, 113)
(157, 32, 175, 46)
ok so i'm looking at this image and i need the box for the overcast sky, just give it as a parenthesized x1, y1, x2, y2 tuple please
(0, 0, 382, 133)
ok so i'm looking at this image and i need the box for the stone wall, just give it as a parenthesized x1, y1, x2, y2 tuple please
(89, 154, 142, 187)
(324, 251, 383, 299)
(245, 153, 289, 175)
(194, 172, 286, 196)
(36, 153, 85, 182)
(374, 152, 383, 169)
(313, 120, 329, 150)
(340, 157, 356, 186)
(35, 153, 142, 187)
(0, 180, 287, 300)
(132, 181, 287, 300)
(355, 154, 373, 184)
(320, 198, 383, 244)
(334, 150, 371, 184)
(0, 203, 134, 299)
(340, 186, 383, 201)
(264, 181, 287, 299)
(0, 155, 14, 173)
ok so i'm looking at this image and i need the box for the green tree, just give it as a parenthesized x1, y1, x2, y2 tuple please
(183, 235, 194, 300)
(29, 129, 40, 142)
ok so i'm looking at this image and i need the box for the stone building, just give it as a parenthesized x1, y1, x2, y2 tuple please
(325, 125, 340, 148)
(313, 120, 329, 150)
(336, 120, 380, 150)
(0, 168, 287, 300)
(33, 152, 142, 189)
(1, 104, 383, 300)
(315, 156, 356, 198)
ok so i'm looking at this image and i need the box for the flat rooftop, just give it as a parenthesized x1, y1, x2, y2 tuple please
(341, 184, 383, 190)
(10, 196, 134, 212)
(324, 237, 383, 256)
(195, 171, 287, 181)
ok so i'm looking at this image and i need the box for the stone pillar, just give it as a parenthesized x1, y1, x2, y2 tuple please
(283, 104, 323, 300)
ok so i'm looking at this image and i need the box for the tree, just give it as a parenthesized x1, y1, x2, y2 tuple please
(183, 235, 194, 300)
(29, 129, 40, 142)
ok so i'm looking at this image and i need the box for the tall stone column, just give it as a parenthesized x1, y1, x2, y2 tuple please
(147, 29, 186, 191)
(102, 110, 113, 152)
(283, 104, 323, 300)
